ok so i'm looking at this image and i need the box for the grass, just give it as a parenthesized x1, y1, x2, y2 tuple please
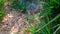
(23, 0, 60, 34)
(0, 0, 6, 23)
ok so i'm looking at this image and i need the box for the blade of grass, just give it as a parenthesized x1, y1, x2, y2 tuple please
(50, 24, 60, 29)
(36, 14, 60, 32)
(53, 26, 60, 34)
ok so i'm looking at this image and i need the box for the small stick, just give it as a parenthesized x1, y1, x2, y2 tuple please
(19, 9, 26, 16)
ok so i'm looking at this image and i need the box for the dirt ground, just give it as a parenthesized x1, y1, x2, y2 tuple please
(0, 4, 29, 34)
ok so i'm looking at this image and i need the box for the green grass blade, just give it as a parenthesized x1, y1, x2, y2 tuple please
(53, 26, 60, 34)
(36, 14, 60, 32)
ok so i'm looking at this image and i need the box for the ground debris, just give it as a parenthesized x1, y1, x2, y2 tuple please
(0, 7, 28, 34)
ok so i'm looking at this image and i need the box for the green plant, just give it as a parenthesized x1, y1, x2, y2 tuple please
(24, 0, 60, 34)
(0, 0, 6, 23)
(10, 0, 26, 11)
